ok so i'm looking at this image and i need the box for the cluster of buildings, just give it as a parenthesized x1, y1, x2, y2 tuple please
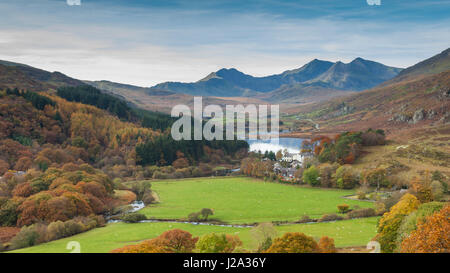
(273, 152, 307, 179)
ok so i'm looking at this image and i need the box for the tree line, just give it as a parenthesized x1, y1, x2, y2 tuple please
(57, 85, 174, 131)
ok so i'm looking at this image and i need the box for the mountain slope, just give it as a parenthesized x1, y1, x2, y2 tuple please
(257, 83, 354, 104)
(288, 48, 450, 135)
(389, 48, 450, 83)
(0, 61, 84, 91)
(307, 58, 402, 90)
(150, 58, 401, 97)
(85, 80, 175, 96)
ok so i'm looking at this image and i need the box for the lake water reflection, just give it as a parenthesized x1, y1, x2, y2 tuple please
(246, 138, 304, 154)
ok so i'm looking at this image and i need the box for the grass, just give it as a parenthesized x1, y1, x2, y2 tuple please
(139, 177, 373, 223)
(10, 217, 379, 253)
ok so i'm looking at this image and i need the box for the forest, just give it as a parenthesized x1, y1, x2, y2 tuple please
(0, 86, 249, 251)
(57, 85, 175, 131)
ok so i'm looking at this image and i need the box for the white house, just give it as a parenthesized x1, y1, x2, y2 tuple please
(282, 153, 303, 163)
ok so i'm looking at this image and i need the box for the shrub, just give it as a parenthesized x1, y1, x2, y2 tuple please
(335, 166, 358, 189)
(142, 192, 156, 205)
(250, 223, 278, 252)
(318, 214, 343, 222)
(430, 181, 444, 201)
(318, 236, 336, 253)
(196, 233, 242, 253)
(361, 130, 386, 146)
(200, 208, 214, 221)
(302, 166, 320, 186)
(191, 168, 202, 177)
(337, 204, 350, 214)
(382, 191, 405, 211)
(298, 215, 311, 223)
(357, 190, 367, 200)
(317, 163, 338, 188)
(121, 213, 147, 223)
(265, 232, 320, 253)
(375, 202, 386, 215)
(46, 220, 66, 241)
(63, 219, 86, 236)
(346, 208, 376, 219)
(188, 212, 201, 222)
(10, 223, 47, 250)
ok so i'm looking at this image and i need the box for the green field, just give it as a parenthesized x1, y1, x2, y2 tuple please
(10, 176, 379, 253)
(141, 177, 373, 223)
(10, 217, 379, 253)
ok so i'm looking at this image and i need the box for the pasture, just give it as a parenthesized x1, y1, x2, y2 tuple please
(140, 177, 373, 223)
(11, 217, 379, 253)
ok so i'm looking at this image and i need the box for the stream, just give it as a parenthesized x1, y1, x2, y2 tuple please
(107, 201, 254, 228)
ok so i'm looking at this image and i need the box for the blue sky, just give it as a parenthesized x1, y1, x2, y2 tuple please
(0, 0, 449, 86)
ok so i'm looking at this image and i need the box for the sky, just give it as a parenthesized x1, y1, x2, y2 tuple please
(0, 0, 449, 86)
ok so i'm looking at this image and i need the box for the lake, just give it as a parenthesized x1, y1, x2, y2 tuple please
(246, 137, 304, 154)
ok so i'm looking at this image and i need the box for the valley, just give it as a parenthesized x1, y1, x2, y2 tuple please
(0, 47, 449, 254)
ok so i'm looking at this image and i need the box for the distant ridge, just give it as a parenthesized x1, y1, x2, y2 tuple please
(149, 58, 402, 98)
(0, 60, 84, 91)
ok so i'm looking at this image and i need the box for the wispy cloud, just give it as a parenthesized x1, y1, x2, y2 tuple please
(0, 0, 448, 86)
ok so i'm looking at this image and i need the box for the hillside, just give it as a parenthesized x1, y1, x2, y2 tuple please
(85, 80, 175, 96)
(257, 83, 354, 104)
(85, 80, 271, 114)
(150, 58, 402, 98)
(285, 48, 450, 137)
(0, 61, 84, 91)
(390, 48, 450, 83)
(308, 58, 402, 90)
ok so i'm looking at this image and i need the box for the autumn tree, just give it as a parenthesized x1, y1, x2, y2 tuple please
(395, 201, 444, 250)
(196, 233, 242, 253)
(318, 236, 337, 253)
(400, 205, 450, 253)
(410, 177, 433, 203)
(376, 193, 420, 253)
(250, 222, 278, 252)
(362, 168, 389, 190)
(265, 232, 320, 253)
(111, 229, 198, 253)
(0, 160, 9, 175)
(303, 166, 319, 186)
(153, 229, 199, 253)
(111, 239, 168, 253)
(335, 165, 358, 189)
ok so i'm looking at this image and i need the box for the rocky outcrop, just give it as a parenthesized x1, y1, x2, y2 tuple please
(412, 108, 426, 124)
(389, 108, 442, 124)
(439, 112, 450, 124)
(389, 113, 412, 123)
(331, 103, 355, 118)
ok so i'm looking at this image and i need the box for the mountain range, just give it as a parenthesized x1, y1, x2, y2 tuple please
(2, 49, 448, 121)
(149, 58, 403, 99)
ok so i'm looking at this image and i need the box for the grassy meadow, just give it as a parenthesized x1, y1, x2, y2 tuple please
(10, 217, 379, 253)
(11, 176, 379, 253)
(140, 177, 373, 223)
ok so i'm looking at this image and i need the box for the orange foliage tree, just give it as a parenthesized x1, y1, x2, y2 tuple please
(318, 236, 337, 253)
(400, 205, 450, 253)
(111, 229, 198, 253)
(265, 232, 320, 253)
